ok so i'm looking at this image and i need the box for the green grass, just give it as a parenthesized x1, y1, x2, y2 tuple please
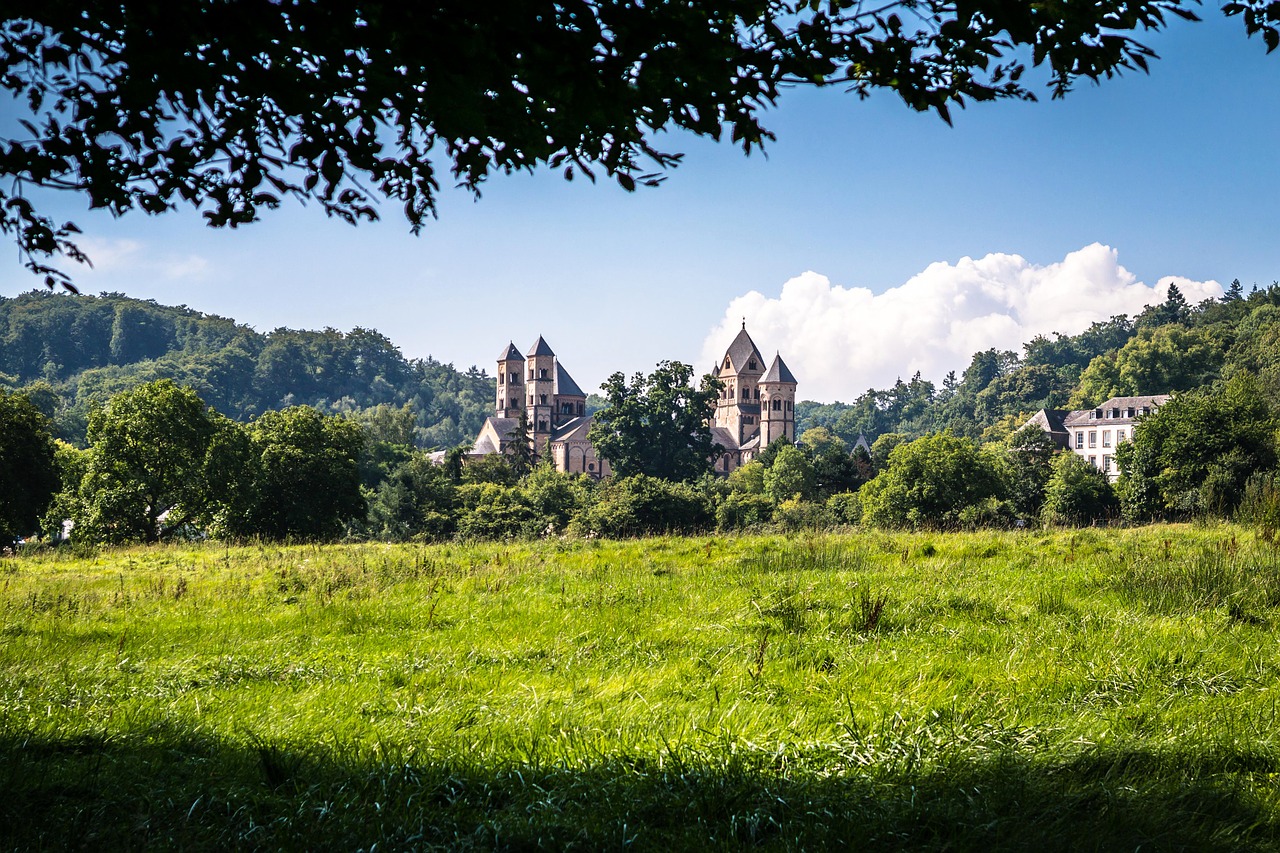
(4, 526, 1280, 849)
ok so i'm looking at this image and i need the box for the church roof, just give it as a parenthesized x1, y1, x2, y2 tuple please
(722, 326, 764, 374)
(526, 336, 555, 357)
(551, 415, 594, 442)
(555, 363, 586, 398)
(762, 353, 797, 384)
(710, 426, 740, 450)
(498, 342, 524, 361)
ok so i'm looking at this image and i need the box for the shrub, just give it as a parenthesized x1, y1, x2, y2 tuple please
(570, 474, 713, 538)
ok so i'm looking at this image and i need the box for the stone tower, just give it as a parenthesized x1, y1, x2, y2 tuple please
(759, 353, 797, 445)
(713, 323, 766, 446)
(496, 342, 525, 418)
(526, 335, 556, 439)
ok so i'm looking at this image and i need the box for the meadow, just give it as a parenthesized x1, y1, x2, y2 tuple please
(4, 525, 1280, 850)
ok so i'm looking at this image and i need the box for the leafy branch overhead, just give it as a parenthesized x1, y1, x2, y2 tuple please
(3, 1, 1279, 286)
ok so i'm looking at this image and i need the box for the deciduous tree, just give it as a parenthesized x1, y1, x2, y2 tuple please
(0, 389, 59, 546)
(6, 2, 1278, 286)
(589, 361, 720, 482)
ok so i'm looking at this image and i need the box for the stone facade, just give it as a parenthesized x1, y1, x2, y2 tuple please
(473, 337, 610, 478)
(709, 325, 798, 474)
(470, 327, 800, 478)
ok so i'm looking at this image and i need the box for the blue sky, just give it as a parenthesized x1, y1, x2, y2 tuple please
(2, 11, 1278, 401)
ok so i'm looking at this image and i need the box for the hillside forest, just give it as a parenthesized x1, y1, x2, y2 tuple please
(3, 280, 1280, 546)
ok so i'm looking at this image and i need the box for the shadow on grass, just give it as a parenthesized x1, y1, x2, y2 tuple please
(2, 724, 1277, 851)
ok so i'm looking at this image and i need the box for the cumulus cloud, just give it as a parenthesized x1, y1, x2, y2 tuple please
(700, 243, 1222, 402)
(80, 237, 211, 281)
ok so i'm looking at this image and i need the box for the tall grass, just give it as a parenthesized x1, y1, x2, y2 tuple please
(3, 526, 1280, 849)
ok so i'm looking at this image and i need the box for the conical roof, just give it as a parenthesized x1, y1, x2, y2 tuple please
(555, 363, 586, 397)
(526, 335, 555, 357)
(722, 326, 764, 373)
(498, 342, 524, 361)
(762, 353, 797, 384)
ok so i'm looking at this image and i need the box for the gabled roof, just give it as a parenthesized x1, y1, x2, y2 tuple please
(526, 335, 555, 357)
(555, 363, 586, 398)
(709, 426, 740, 450)
(498, 342, 524, 362)
(721, 326, 764, 374)
(762, 353, 797, 384)
(550, 415, 594, 442)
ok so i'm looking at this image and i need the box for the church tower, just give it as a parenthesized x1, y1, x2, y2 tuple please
(526, 336, 556, 442)
(759, 353, 797, 445)
(496, 342, 525, 418)
(713, 323, 766, 446)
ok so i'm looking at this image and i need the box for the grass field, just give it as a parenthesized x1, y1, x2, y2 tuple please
(4, 525, 1280, 850)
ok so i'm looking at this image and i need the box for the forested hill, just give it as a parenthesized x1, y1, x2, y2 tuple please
(0, 291, 495, 447)
(797, 279, 1280, 447)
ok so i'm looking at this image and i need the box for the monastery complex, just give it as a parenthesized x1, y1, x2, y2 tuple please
(469, 326, 798, 477)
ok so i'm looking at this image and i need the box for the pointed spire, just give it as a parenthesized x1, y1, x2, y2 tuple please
(498, 341, 524, 361)
(526, 335, 555, 357)
(762, 353, 797, 384)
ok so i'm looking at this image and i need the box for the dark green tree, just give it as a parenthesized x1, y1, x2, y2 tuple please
(75, 380, 217, 544)
(8, 1, 1278, 287)
(1117, 373, 1278, 519)
(1041, 452, 1118, 526)
(589, 361, 720, 482)
(240, 407, 367, 540)
(859, 432, 1005, 529)
(504, 410, 537, 477)
(1000, 424, 1060, 520)
(0, 389, 60, 546)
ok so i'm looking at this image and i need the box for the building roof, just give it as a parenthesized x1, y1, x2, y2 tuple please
(550, 415, 594, 442)
(498, 342, 524, 362)
(721, 326, 765, 374)
(473, 416, 519, 454)
(762, 353, 797, 384)
(1062, 394, 1170, 428)
(526, 335, 555, 357)
(555, 363, 586, 398)
(709, 426, 740, 450)
(1028, 408, 1070, 436)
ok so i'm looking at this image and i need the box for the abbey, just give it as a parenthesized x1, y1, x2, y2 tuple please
(471, 336, 610, 477)
(469, 327, 797, 477)
(708, 324, 797, 474)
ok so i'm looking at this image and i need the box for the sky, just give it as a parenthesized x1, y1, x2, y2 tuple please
(2, 11, 1279, 402)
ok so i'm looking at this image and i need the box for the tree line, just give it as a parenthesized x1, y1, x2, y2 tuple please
(0, 290, 495, 448)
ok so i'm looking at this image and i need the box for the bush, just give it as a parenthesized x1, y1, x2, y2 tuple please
(773, 496, 830, 531)
(1042, 452, 1118, 526)
(716, 492, 774, 530)
(825, 491, 862, 525)
(570, 475, 713, 538)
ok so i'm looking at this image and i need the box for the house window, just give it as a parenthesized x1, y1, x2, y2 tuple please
(741, 387, 749, 399)
(539, 368, 548, 379)
(577, 403, 584, 415)
(1102, 430, 1111, 448)
(540, 394, 547, 404)
(1103, 454, 1113, 471)
(1088, 455, 1097, 467)
(754, 388, 759, 399)
(528, 369, 534, 380)
(1088, 431, 1097, 448)
(510, 397, 518, 408)
(1126, 408, 1135, 417)
(749, 359, 757, 370)
(538, 420, 548, 431)
(529, 394, 534, 404)
(1117, 428, 1126, 442)
(773, 399, 782, 411)
(1076, 432, 1084, 449)
(786, 401, 792, 411)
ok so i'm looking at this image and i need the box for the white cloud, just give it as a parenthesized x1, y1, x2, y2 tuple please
(700, 243, 1222, 402)
(80, 237, 211, 281)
